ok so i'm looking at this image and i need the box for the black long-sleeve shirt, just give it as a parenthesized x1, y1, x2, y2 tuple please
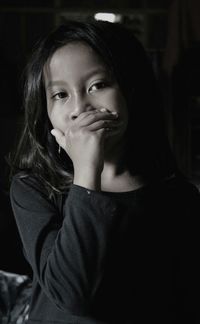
(10, 174, 200, 323)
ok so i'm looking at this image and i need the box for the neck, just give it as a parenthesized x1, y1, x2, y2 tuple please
(101, 140, 146, 192)
(101, 161, 146, 192)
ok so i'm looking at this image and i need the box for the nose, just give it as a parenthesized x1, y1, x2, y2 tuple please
(69, 92, 94, 120)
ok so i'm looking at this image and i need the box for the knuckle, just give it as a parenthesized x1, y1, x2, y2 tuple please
(88, 114, 97, 123)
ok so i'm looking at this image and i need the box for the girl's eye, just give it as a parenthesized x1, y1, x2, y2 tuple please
(89, 81, 107, 92)
(51, 92, 68, 100)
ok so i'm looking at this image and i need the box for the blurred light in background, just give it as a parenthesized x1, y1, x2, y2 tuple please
(94, 12, 122, 23)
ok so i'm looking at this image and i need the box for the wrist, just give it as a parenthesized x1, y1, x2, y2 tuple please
(73, 167, 102, 191)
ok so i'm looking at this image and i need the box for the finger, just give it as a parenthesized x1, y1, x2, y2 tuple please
(95, 125, 121, 141)
(78, 107, 112, 120)
(51, 128, 66, 148)
(77, 110, 118, 127)
(104, 126, 122, 138)
(87, 119, 121, 131)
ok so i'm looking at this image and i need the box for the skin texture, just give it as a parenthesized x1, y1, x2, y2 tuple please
(44, 41, 137, 191)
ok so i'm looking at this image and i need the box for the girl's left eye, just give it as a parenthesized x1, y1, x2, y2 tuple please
(89, 82, 107, 92)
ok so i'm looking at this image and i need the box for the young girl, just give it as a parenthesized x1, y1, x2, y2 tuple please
(10, 20, 200, 324)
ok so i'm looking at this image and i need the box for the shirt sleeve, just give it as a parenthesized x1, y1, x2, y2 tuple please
(10, 175, 117, 316)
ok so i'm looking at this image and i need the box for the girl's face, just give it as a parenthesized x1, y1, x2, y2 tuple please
(44, 41, 128, 149)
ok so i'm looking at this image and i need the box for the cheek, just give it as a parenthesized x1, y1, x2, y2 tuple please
(99, 92, 129, 132)
(95, 90, 127, 113)
(47, 105, 68, 131)
(114, 93, 129, 122)
(46, 99, 54, 122)
(47, 106, 56, 128)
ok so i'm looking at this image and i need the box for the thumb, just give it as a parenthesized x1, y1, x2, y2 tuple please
(51, 128, 65, 148)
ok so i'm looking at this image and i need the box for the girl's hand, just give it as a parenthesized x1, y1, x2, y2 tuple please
(51, 109, 119, 190)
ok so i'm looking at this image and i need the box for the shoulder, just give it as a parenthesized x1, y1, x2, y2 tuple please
(166, 174, 200, 196)
(161, 174, 200, 211)
(10, 172, 64, 211)
(145, 173, 200, 207)
(11, 172, 47, 197)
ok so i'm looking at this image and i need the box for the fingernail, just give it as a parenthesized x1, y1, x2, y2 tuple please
(100, 108, 107, 112)
(111, 112, 118, 116)
(51, 129, 56, 136)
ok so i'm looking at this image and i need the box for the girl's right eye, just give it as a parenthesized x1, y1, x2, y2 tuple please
(51, 92, 68, 100)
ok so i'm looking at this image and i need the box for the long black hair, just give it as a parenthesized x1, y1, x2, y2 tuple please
(10, 19, 176, 195)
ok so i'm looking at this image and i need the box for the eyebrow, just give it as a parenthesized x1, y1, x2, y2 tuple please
(45, 67, 110, 90)
(83, 67, 109, 79)
(46, 81, 67, 90)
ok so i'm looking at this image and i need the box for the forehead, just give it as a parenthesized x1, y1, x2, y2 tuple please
(44, 41, 107, 79)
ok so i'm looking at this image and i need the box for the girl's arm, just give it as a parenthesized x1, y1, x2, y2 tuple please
(10, 175, 116, 316)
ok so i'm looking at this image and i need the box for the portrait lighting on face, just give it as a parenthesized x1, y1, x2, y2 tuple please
(94, 12, 122, 23)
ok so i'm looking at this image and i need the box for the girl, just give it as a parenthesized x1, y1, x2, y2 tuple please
(10, 20, 200, 323)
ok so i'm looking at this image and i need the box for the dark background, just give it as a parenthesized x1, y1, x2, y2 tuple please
(0, 0, 200, 275)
